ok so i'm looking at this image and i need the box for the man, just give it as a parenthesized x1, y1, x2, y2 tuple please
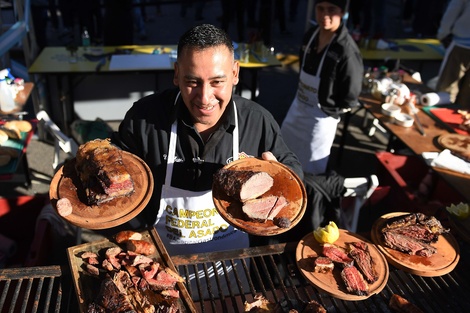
(435, 0, 470, 109)
(112, 24, 303, 256)
(281, 0, 363, 175)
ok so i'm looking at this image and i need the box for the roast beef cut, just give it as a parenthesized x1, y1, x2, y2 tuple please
(242, 195, 288, 221)
(322, 243, 354, 267)
(213, 167, 274, 201)
(314, 256, 334, 273)
(381, 213, 447, 257)
(340, 266, 369, 296)
(347, 242, 378, 283)
(75, 138, 135, 205)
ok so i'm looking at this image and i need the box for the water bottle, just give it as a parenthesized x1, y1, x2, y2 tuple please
(81, 28, 91, 52)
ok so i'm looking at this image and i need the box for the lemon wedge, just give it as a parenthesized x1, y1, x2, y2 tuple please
(446, 202, 470, 220)
(314, 221, 340, 244)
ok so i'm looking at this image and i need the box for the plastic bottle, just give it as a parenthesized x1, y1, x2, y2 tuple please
(81, 28, 91, 52)
(0, 79, 16, 112)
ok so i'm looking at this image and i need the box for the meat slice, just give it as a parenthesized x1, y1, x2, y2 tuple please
(384, 213, 448, 238)
(75, 138, 135, 205)
(213, 167, 274, 201)
(382, 231, 437, 257)
(88, 276, 136, 313)
(242, 195, 288, 221)
(322, 243, 354, 267)
(341, 266, 369, 296)
(389, 294, 424, 313)
(314, 256, 334, 273)
(347, 242, 378, 283)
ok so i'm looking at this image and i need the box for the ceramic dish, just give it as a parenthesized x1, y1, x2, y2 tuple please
(381, 103, 401, 117)
(394, 113, 414, 127)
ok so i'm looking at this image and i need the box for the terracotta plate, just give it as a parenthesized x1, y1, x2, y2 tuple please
(212, 158, 307, 236)
(371, 212, 460, 276)
(49, 151, 154, 229)
(67, 228, 196, 313)
(296, 229, 389, 301)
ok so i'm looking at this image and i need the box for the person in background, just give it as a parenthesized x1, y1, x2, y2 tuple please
(112, 24, 303, 256)
(281, 0, 363, 175)
(435, 0, 470, 109)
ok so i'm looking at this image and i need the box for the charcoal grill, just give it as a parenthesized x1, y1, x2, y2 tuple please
(0, 265, 67, 313)
(172, 242, 470, 313)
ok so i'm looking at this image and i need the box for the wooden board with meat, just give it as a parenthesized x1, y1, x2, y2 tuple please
(437, 133, 470, 162)
(212, 157, 307, 236)
(295, 229, 389, 301)
(371, 212, 460, 277)
(67, 228, 197, 313)
(49, 151, 154, 229)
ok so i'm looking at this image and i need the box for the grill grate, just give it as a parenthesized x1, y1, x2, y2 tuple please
(172, 242, 470, 313)
(0, 266, 64, 313)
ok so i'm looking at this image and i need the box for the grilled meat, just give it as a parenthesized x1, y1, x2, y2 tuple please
(341, 266, 369, 296)
(314, 256, 334, 273)
(383, 231, 437, 257)
(242, 195, 288, 221)
(347, 242, 378, 284)
(322, 243, 354, 267)
(213, 167, 273, 202)
(75, 138, 134, 205)
(389, 294, 424, 313)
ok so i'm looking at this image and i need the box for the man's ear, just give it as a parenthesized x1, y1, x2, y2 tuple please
(173, 62, 179, 86)
(233, 60, 240, 85)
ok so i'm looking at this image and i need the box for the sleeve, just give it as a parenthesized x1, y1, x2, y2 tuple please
(437, 0, 464, 40)
(334, 48, 363, 110)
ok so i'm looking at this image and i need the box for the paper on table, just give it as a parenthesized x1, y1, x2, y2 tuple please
(422, 149, 470, 175)
(109, 54, 172, 71)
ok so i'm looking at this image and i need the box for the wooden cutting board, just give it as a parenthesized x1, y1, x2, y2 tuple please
(296, 229, 389, 301)
(67, 228, 197, 313)
(49, 151, 154, 229)
(371, 212, 460, 277)
(212, 157, 307, 236)
(437, 133, 470, 161)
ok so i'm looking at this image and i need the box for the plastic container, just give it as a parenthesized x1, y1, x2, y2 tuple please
(394, 113, 414, 127)
(381, 102, 401, 117)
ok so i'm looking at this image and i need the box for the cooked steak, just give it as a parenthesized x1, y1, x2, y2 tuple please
(340, 266, 369, 296)
(384, 213, 448, 238)
(242, 195, 288, 221)
(314, 256, 334, 273)
(302, 300, 327, 313)
(322, 243, 354, 267)
(213, 167, 274, 201)
(88, 275, 137, 313)
(382, 231, 437, 257)
(347, 242, 378, 283)
(75, 138, 135, 205)
(389, 294, 424, 313)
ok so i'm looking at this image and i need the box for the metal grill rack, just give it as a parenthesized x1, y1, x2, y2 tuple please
(0, 266, 65, 313)
(172, 242, 470, 313)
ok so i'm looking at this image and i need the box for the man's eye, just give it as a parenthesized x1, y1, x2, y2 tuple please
(186, 80, 198, 87)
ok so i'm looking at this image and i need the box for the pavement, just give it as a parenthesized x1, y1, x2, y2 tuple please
(1, 0, 442, 261)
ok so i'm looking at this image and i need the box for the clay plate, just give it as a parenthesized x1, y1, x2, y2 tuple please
(67, 228, 196, 313)
(371, 212, 460, 276)
(49, 151, 154, 229)
(212, 157, 307, 236)
(296, 229, 389, 301)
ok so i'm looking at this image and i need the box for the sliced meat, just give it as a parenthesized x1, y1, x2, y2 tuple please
(213, 167, 274, 201)
(385, 224, 439, 243)
(322, 243, 354, 267)
(302, 300, 327, 313)
(314, 256, 334, 273)
(384, 213, 448, 237)
(341, 266, 369, 296)
(56, 197, 73, 217)
(242, 195, 287, 221)
(126, 239, 156, 256)
(115, 230, 143, 244)
(347, 242, 378, 284)
(382, 230, 437, 257)
(88, 276, 136, 313)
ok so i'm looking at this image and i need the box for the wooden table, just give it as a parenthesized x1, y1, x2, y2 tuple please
(28, 46, 281, 133)
(359, 77, 470, 203)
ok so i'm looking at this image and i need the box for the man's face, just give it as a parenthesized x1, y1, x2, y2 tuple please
(315, 2, 343, 32)
(173, 45, 240, 132)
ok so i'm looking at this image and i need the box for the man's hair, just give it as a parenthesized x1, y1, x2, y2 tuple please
(177, 24, 234, 59)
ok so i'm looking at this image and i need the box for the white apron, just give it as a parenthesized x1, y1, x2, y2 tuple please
(281, 29, 340, 175)
(155, 95, 249, 256)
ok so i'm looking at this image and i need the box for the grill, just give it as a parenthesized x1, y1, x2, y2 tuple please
(172, 242, 470, 313)
(0, 266, 66, 313)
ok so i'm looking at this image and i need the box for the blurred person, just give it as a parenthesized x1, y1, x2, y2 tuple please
(281, 0, 363, 175)
(111, 24, 303, 256)
(435, 0, 470, 109)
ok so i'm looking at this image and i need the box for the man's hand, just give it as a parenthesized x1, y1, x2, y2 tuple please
(261, 151, 277, 161)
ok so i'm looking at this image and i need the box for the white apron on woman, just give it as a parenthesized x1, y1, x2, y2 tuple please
(155, 95, 249, 299)
(281, 29, 340, 175)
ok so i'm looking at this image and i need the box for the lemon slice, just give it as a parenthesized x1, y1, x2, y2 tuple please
(446, 203, 470, 220)
(314, 221, 340, 244)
